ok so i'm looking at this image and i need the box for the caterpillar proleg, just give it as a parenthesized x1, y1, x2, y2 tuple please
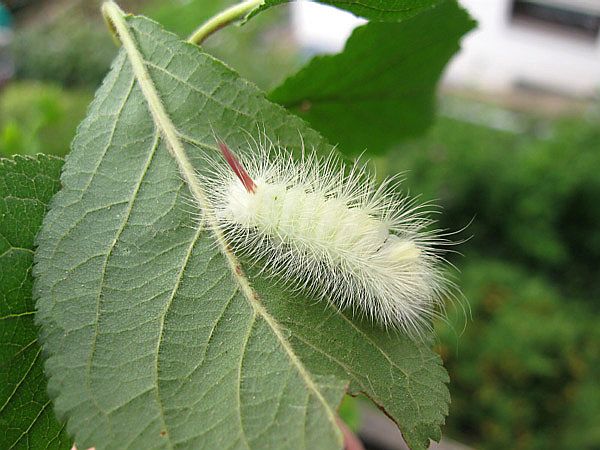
(204, 136, 453, 338)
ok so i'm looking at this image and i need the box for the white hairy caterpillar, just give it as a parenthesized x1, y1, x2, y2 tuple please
(202, 135, 453, 338)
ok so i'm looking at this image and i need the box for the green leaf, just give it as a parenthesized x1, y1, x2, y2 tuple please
(250, 0, 444, 22)
(267, 0, 475, 154)
(34, 9, 449, 450)
(0, 155, 70, 450)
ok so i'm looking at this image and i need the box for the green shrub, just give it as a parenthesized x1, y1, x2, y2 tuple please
(11, 16, 116, 88)
(12, 1, 298, 92)
(436, 259, 599, 450)
(382, 115, 600, 299)
(0, 81, 92, 156)
(382, 115, 600, 448)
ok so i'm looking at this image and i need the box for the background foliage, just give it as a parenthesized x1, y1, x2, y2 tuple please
(389, 115, 600, 449)
(384, 116, 600, 301)
(1, 0, 599, 449)
(0, 82, 92, 157)
(0, 155, 70, 449)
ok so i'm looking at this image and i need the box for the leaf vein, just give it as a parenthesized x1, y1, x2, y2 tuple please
(0, 346, 42, 415)
(237, 312, 256, 450)
(86, 131, 162, 441)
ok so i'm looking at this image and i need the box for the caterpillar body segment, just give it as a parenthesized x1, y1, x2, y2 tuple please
(206, 140, 451, 338)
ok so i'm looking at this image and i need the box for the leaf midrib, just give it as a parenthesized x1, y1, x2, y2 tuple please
(103, 4, 341, 446)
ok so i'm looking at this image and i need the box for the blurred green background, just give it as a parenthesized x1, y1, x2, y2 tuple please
(2, 1, 598, 449)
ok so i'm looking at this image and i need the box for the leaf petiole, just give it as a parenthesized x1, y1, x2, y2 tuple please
(188, 0, 264, 46)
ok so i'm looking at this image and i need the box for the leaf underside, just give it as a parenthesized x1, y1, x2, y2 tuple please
(34, 13, 449, 450)
(0, 155, 70, 450)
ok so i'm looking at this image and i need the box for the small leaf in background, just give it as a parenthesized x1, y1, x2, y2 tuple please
(0, 155, 70, 450)
(34, 9, 449, 450)
(266, 0, 475, 154)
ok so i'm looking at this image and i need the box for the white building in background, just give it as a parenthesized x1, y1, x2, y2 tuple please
(447, 0, 600, 99)
(292, 0, 600, 99)
(291, 1, 364, 54)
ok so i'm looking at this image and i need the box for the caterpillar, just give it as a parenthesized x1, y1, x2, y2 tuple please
(203, 135, 453, 338)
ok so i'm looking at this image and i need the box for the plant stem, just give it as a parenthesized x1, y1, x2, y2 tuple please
(188, 0, 263, 46)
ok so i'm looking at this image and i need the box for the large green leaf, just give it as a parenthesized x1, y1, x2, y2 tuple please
(266, 0, 475, 154)
(250, 0, 444, 21)
(34, 8, 449, 450)
(0, 155, 70, 450)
